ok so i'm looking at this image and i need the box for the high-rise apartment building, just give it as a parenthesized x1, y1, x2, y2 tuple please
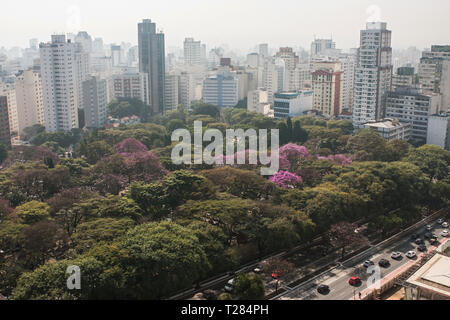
(312, 61, 343, 117)
(353, 22, 393, 127)
(14, 68, 45, 135)
(82, 76, 107, 129)
(339, 53, 357, 112)
(40, 34, 89, 132)
(164, 73, 179, 111)
(392, 66, 415, 90)
(311, 39, 336, 58)
(0, 96, 11, 147)
(110, 73, 149, 105)
(138, 19, 166, 114)
(0, 83, 18, 135)
(184, 38, 202, 66)
(418, 45, 450, 111)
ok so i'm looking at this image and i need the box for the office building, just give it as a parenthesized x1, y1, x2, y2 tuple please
(184, 38, 202, 66)
(427, 112, 450, 150)
(274, 91, 313, 119)
(202, 74, 238, 108)
(386, 87, 440, 141)
(138, 19, 166, 114)
(362, 118, 411, 141)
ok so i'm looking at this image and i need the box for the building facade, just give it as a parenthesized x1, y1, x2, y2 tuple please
(202, 74, 238, 108)
(110, 73, 149, 104)
(82, 76, 108, 129)
(274, 91, 313, 119)
(311, 61, 343, 117)
(138, 19, 166, 114)
(0, 96, 10, 147)
(353, 22, 393, 127)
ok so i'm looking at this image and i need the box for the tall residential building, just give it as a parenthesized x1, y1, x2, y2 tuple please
(184, 38, 202, 66)
(339, 53, 357, 112)
(14, 68, 45, 135)
(259, 44, 269, 59)
(202, 74, 238, 108)
(353, 22, 393, 127)
(427, 113, 450, 150)
(110, 73, 149, 105)
(247, 89, 269, 113)
(0, 83, 18, 135)
(418, 45, 450, 111)
(385, 87, 440, 141)
(138, 19, 166, 114)
(276, 47, 299, 92)
(311, 39, 336, 58)
(82, 76, 107, 129)
(294, 63, 312, 91)
(311, 61, 343, 117)
(40, 34, 89, 132)
(179, 72, 196, 110)
(0, 96, 11, 147)
(164, 73, 179, 111)
(392, 66, 415, 90)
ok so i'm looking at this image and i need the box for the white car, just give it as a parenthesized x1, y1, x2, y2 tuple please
(441, 230, 449, 237)
(437, 219, 444, 224)
(391, 252, 402, 259)
(426, 225, 432, 231)
(363, 260, 374, 268)
(224, 279, 234, 292)
(442, 222, 449, 228)
(406, 251, 417, 259)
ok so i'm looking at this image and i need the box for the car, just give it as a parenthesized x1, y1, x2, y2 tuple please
(406, 251, 417, 259)
(349, 276, 361, 286)
(224, 279, 234, 292)
(441, 230, 449, 237)
(411, 233, 419, 240)
(424, 232, 432, 239)
(391, 252, 402, 260)
(429, 236, 438, 244)
(253, 265, 263, 274)
(437, 218, 444, 224)
(443, 222, 449, 228)
(417, 244, 427, 252)
(363, 260, 375, 268)
(317, 284, 330, 294)
(378, 259, 390, 268)
(415, 238, 424, 245)
(426, 225, 432, 231)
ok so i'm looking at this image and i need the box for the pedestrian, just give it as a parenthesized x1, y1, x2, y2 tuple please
(359, 292, 362, 299)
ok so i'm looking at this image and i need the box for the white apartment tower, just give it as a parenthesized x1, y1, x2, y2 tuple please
(353, 22, 393, 127)
(184, 38, 202, 66)
(40, 35, 90, 132)
(14, 69, 45, 135)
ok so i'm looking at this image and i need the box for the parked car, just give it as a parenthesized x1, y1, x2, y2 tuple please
(406, 251, 417, 259)
(378, 259, 390, 268)
(442, 222, 449, 228)
(317, 284, 330, 294)
(415, 238, 424, 245)
(437, 219, 444, 224)
(411, 233, 419, 240)
(417, 244, 427, 252)
(349, 276, 361, 286)
(363, 260, 374, 268)
(224, 279, 234, 292)
(429, 236, 438, 245)
(441, 230, 449, 237)
(424, 232, 432, 239)
(426, 225, 432, 231)
(391, 252, 402, 260)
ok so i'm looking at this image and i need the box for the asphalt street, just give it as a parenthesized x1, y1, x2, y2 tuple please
(278, 218, 449, 300)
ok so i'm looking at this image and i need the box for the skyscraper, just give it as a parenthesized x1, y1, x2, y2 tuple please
(184, 38, 202, 66)
(138, 19, 166, 114)
(0, 96, 11, 147)
(353, 22, 393, 127)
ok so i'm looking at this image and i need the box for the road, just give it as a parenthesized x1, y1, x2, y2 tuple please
(277, 218, 449, 300)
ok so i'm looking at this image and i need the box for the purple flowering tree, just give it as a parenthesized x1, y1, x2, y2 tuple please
(114, 138, 148, 154)
(317, 154, 352, 166)
(270, 171, 303, 189)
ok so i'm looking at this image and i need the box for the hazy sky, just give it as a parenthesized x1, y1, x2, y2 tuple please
(2, 0, 450, 53)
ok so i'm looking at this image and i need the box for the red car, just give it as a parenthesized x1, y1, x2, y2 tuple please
(349, 276, 361, 286)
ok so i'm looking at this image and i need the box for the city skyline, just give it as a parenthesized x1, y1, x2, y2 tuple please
(2, 0, 450, 52)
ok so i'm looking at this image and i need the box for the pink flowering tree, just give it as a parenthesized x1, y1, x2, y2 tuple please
(270, 171, 303, 189)
(114, 138, 148, 155)
(278, 144, 310, 171)
(317, 154, 352, 166)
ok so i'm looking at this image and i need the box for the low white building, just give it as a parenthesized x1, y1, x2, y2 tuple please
(273, 91, 313, 119)
(362, 118, 411, 141)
